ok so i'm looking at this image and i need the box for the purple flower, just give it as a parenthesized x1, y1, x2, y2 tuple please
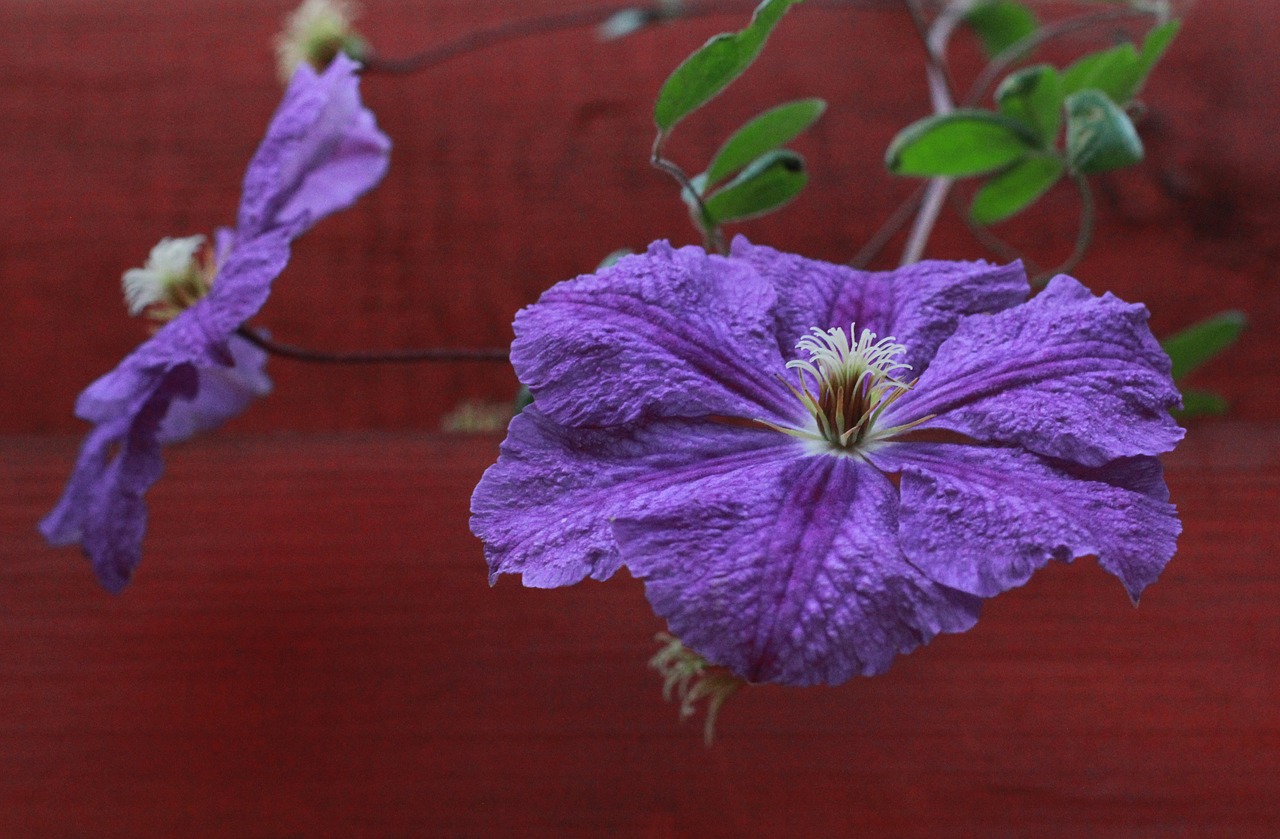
(471, 239, 1183, 686)
(42, 55, 390, 592)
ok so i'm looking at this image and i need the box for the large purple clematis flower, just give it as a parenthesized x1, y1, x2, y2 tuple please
(42, 54, 390, 592)
(471, 238, 1183, 687)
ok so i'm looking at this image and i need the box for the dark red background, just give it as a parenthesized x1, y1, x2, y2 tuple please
(2, 1, 1277, 836)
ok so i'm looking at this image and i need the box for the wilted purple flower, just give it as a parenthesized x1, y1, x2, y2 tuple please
(471, 239, 1183, 686)
(42, 54, 390, 592)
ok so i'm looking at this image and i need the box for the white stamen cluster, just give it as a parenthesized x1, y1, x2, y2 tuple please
(275, 0, 363, 83)
(649, 633, 742, 746)
(121, 235, 210, 318)
(766, 324, 923, 452)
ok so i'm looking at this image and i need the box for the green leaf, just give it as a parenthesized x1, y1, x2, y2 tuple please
(704, 98, 826, 188)
(964, 0, 1038, 58)
(1161, 310, 1247, 381)
(1134, 19, 1180, 92)
(970, 155, 1064, 224)
(1060, 20, 1180, 104)
(654, 0, 803, 134)
(1064, 89, 1143, 174)
(995, 65, 1062, 144)
(1060, 44, 1137, 103)
(703, 149, 808, 223)
(1173, 390, 1229, 419)
(885, 110, 1036, 178)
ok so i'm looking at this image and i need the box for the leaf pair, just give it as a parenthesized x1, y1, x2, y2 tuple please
(885, 18, 1179, 225)
(690, 99, 823, 225)
(653, 0, 820, 228)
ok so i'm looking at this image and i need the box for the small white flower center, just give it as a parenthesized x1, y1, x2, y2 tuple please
(760, 323, 924, 453)
(275, 0, 362, 82)
(121, 235, 215, 324)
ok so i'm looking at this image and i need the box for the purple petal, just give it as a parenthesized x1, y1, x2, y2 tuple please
(237, 53, 391, 238)
(871, 442, 1180, 603)
(41, 366, 197, 592)
(510, 242, 797, 428)
(75, 227, 294, 425)
(882, 275, 1184, 467)
(729, 237, 1027, 373)
(613, 455, 981, 686)
(157, 335, 272, 444)
(470, 406, 795, 588)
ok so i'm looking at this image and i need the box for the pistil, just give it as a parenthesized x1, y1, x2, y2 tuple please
(760, 323, 929, 453)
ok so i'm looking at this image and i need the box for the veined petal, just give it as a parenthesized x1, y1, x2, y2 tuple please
(729, 237, 1027, 373)
(157, 335, 272, 445)
(238, 53, 391, 238)
(470, 406, 795, 588)
(510, 242, 797, 428)
(872, 442, 1180, 603)
(41, 365, 197, 592)
(74, 227, 295, 425)
(613, 455, 981, 686)
(883, 275, 1183, 466)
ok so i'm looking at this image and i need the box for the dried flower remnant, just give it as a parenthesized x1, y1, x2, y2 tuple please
(472, 239, 1182, 688)
(41, 56, 390, 592)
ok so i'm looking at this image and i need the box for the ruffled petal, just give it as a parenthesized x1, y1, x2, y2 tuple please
(729, 238, 1027, 373)
(613, 455, 981, 686)
(882, 275, 1183, 467)
(238, 53, 391, 238)
(470, 407, 796, 588)
(74, 227, 294, 425)
(510, 242, 797, 428)
(871, 442, 1180, 603)
(157, 335, 272, 444)
(41, 365, 197, 592)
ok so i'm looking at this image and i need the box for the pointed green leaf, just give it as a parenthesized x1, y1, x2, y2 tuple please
(970, 155, 1064, 224)
(1131, 19, 1180, 97)
(1065, 89, 1143, 174)
(996, 65, 1062, 144)
(964, 0, 1038, 58)
(703, 149, 808, 223)
(886, 110, 1036, 178)
(704, 98, 826, 188)
(1161, 310, 1247, 381)
(1172, 390, 1229, 419)
(1061, 43, 1138, 102)
(654, 0, 803, 133)
(1060, 20, 1180, 105)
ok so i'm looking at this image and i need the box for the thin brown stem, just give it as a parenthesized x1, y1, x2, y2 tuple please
(901, 0, 957, 108)
(946, 188, 1043, 275)
(364, 0, 887, 76)
(849, 182, 927, 268)
(652, 134, 726, 254)
(1031, 175, 1093, 285)
(236, 327, 509, 364)
(963, 8, 1155, 107)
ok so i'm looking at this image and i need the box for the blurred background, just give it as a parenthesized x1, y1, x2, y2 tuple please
(1, 1, 1277, 836)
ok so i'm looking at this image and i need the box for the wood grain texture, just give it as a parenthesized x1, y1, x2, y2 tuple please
(2, 0, 1278, 434)
(3, 423, 1277, 837)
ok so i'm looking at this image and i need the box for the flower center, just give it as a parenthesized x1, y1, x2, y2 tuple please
(761, 323, 924, 453)
(121, 235, 217, 328)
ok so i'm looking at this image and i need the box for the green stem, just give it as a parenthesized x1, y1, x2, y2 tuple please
(1031, 175, 1093, 285)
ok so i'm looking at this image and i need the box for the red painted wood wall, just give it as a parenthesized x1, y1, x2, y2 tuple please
(2, 1, 1277, 836)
